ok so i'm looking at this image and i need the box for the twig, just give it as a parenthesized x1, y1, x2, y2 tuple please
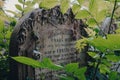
(108, 0, 117, 34)
(92, 52, 103, 80)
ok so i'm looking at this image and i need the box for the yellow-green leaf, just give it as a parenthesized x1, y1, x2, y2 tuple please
(15, 4, 23, 11)
(75, 10, 90, 19)
(39, 0, 59, 9)
(72, 4, 81, 14)
(60, 0, 70, 14)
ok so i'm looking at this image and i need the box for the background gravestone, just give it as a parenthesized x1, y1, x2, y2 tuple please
(9, 6, 88, 80)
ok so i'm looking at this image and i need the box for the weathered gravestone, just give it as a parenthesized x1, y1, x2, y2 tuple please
(9, 6, 88, 80)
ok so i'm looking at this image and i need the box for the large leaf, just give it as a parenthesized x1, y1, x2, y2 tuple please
(12, 56, 42, 68)
(89, 34, 120, 52)
(60, 0, 70, 14)
(106, 55, 120, 62)
(99, 64, 110, 74)
(39, 0, 59, 9)
(72, 4, 81, 14)
(96, 10, 106, 22)
(12, 56, 63, 70)
(86, 18, 97, 27)
(89, 0, 98, 16)
(75, 10, 90, 19)
(40, 58, 63, 70)
(74, 67, 87, 80)
(15, 4, 23, 11)
(65, 63, 79, 73)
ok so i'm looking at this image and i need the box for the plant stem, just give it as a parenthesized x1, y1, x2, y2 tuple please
(92, 53, 103, 80)
(108, 0, 117, 34)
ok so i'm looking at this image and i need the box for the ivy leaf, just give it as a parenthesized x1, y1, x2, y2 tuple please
(15, 4, 23, 11)
(72, 4, 81, 14)
(39, 0, 59, 9)
(60, 0, 70, 14)
(75, 10, 90, 19)
(87, 18, 97, 27)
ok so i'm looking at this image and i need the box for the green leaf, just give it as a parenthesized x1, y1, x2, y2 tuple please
(88, 52, 99, 58)
(109, 71, 118, 80)
(87, 18, 97, 27)
(25, 1, 32, 5)
(60, 0, 70, 14)
(5, 30, 12, 39)
(96, 10, 106, 22)
(65, 63, 79, 73)
(18, 0, 24, 4)
(0, 20, 4, 32)
(41, 58, 63, 70)
(75, 10, 90, 19)
(12, 56, 63, 70)
(39, 0, 59, 9)
(58, 75, 74, 80)
(72, 4, 81, 14)
(12, 56, 42, 68)
(106, 55, 120, 62)
(89, 0, 98, 16)
(74, 67, 87, 80)
(99, 64, 110, 74)
(15, 4, 23, 11)
(77, 0, 84, 4)
(88, 34, 120, 52)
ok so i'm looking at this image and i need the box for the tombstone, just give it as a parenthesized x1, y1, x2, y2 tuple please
(9, 6, 88, 80)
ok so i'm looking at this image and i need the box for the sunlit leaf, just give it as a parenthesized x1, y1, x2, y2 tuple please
(72, 4, 81, 14)
(39, 0, 59, 9)
(106, 55, 120, 62)
(87, 18, 97, 27)
(60, 0, 70, 14)
(89, 0, 98, 16)
(99, 64, 110, 74)
(75, 10, 90, 19)
(15, 4, 23, 11)
(77, 0, 84, 4)
(96, 10, 106, 22)
(12, 56, 42, 68)
(65, 63, 79, 73)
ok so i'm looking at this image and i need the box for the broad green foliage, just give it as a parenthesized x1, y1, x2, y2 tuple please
(12, 56, 87, 80)
(12, 56, 63, 70)
(89, 34, 120, 52)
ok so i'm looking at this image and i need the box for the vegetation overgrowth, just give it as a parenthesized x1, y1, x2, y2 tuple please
(0, 0, 120, 80)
